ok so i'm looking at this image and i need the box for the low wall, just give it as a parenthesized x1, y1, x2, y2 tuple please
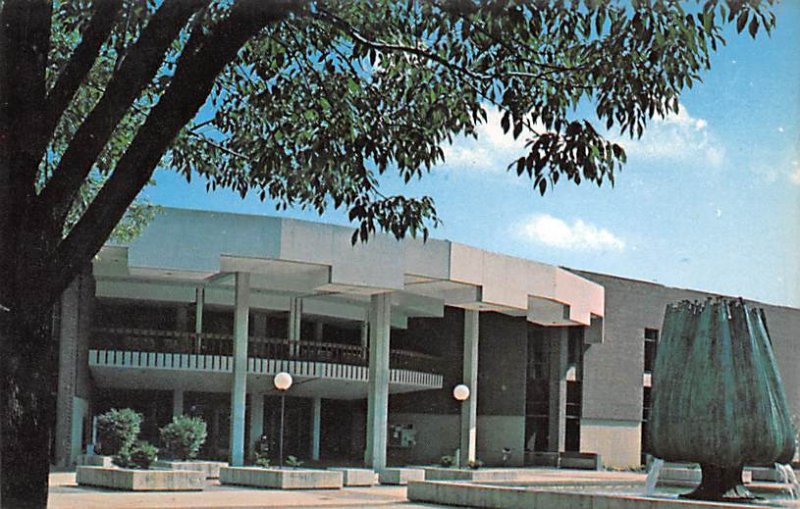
(408, 480, 771, 509)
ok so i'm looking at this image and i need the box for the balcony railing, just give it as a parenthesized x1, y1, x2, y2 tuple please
(91, 327, 441, 374)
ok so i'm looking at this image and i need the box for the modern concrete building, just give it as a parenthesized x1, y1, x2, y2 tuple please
(52, 208, 800, 470)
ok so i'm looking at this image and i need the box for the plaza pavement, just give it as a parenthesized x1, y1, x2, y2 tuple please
(48, 468, 648, 509)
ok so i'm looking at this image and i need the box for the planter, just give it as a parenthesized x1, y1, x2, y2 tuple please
(154, 460, 226, 479)
(327, 468, 376, 486)
(77, 454, 114, 468)
(219, 467, 343, 490)
(424, 467, 530, 482)
(378, 467, 425, 485)
(76, 466, 204, 491)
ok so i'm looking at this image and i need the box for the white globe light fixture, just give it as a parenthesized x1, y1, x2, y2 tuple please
(273, 371, 293, 468)
(453, 384, 470, 401)
(273, 372, 293, 391)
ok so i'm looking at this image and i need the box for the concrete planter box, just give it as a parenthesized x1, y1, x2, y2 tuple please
(526, 451, 560, 468)
(658, 467, 752, 487)
(378, 467, 426, 485)
(77, 454, 114, 467)
(154, 460, 226, 479)
(559, 452, 602, 471)
(425, 467, 529, 482)
(219, 467, 342, 490)
(327, 468, 376, 486)
(76, 466, 204, 491)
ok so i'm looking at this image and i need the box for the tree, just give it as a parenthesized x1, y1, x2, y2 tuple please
(0, 1, 776, 506)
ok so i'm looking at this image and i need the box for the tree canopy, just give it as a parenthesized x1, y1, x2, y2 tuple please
(0, 1, 777, 506)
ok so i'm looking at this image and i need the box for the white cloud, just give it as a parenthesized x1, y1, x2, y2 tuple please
(441, 106, 533, 173)
(613, 104, 725, 167)
(515, 213, 625, 252)
(790, 161, 800, 185)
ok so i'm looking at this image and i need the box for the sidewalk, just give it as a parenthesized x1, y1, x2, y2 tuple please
(48, 472, 439, 509)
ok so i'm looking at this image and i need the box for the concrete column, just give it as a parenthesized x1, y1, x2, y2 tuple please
(229, 272, 250, 466)
(55, 278, 80, 467)
(360, 321, 369, 359)
(548, 328, 569, 452)
(314, 322, 324, 342)
(172, 389, 184, 419)
(288, 297, 302, 357)
(310, 397, 322, 461)
(248, 393, 264, 461)
(288, 297, 302, 341)
(194, 287, 204, 353)
(365, 293, 391, 469)
(460, 310, 479, 467)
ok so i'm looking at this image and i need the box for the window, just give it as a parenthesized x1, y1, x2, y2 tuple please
(644, 328, 658, 373)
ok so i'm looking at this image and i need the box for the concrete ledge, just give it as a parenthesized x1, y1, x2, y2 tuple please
(526, 452, 560, 468)
(76, 466, 204, 491)
(424, 467, 533, 482)
(327, 468, 376, 486)
(77, 455, 114, 467)
(154, 460, 227, 479)
(559, 452, 602, 471)
(408, 480, 768, 509)
(747, 466, 799, 482)
(378, 467, 425, 485)
(658, 467, 752, 487)
(219, 467, 342, 490)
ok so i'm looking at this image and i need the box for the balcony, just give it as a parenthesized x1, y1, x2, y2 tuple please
(88, 327, 444, 398)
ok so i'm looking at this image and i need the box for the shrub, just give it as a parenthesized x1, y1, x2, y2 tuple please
(286, 455, 303, 468)
(255, 451, 271, 468)
(468, 459, 484, 470)
(439, 455, 454, 468)
(160, 415, 207, 460)
(113, 441, 158, 469)
(96, 408, 142, 456)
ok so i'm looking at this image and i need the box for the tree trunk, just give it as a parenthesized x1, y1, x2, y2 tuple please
(0, 302, 57, 509)
(682, 464, 755, 502)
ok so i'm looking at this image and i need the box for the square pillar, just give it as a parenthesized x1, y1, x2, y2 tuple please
(548, 328, 569, 452)
(288, 297, 302, 341)
(194, 287, 204, 353)
(365, 292, 391, 469)
(172, 389, 184, 419)
(460, 310, 479, 467)
(310, 397, 322, 461)
(248, 393, 264, 461)
(229, 272, 250, 466)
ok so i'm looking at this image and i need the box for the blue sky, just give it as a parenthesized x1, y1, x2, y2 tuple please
(145, 4, 800, 308)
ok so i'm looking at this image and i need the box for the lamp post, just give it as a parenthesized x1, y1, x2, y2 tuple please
(274, 371, 293, 469)
(453, 384, 470, 467)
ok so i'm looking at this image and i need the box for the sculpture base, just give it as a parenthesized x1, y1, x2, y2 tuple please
(680, 465, 758, 502)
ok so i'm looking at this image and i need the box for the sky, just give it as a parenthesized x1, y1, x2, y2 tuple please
(144, 4, 800, 309)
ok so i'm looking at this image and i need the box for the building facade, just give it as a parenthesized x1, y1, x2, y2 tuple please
(52, 208, 800, 469)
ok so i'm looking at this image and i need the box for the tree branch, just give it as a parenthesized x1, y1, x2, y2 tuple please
(42, 0, 123, 161)
(40, 0, 303, 302)
(37, 0, 209, 230)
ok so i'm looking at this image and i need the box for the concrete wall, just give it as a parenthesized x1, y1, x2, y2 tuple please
(55, 273, 95, 467)
(579, 418, 641, 469)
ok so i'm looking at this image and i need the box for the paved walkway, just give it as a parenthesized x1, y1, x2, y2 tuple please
(48, 468, 648, 509)
(48, 472, 443, 509)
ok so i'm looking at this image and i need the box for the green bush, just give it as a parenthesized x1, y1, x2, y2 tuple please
(160, 415, 207, 460)
(113, 441, 158, 469)
(286, 455, 303, 468)
(96, 408, 142, 456)
(255, 451, 271, 468)
(439, 455, 454, 467)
